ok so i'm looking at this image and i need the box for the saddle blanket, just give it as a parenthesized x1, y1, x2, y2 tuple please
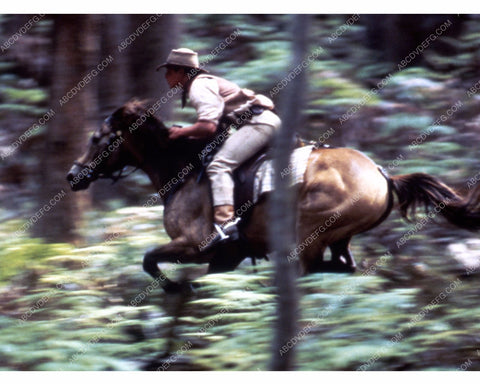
(253, 145, 314, 203)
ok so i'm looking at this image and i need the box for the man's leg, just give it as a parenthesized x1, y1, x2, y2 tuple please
(207, 111, 281, 228)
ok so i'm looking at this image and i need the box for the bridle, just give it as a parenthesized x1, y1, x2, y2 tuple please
(74, 116, 139, 184)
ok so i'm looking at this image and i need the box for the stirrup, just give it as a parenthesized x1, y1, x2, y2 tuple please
(213, 223, 229, 241)
(214, 217, 241, 240)
(199, 217, 241, 252)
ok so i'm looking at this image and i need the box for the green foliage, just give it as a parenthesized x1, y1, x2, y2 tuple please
(0, 86, 47, 105)
(424, 18, 480, 79)
(311, 75, 380, 107)
(0, 202, 480, 370)
(382, 113, 434, 134)
(0, 103, 48, 116)
(0, 231, 74, 283)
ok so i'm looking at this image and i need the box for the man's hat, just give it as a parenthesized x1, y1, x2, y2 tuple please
(156, 48, 204, 71)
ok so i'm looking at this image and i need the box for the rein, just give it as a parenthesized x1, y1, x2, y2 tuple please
(75, 117, 141, 184)
(73, 159, 139, 184)
(108, 165, 140, 184)
(79, 106, 209, 198)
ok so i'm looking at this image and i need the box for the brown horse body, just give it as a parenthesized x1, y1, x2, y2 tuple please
(67, 101, 480, 292)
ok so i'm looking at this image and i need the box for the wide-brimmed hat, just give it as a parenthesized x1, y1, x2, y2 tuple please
(156, 48, 205, 71)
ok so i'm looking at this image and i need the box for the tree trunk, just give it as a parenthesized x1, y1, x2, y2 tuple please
(92, 15, 131, 206)
(269, 14, 310, 371)
(128, 14, 179, 120)
(99, 14, 130, 114)
(31, 15, 99, 243)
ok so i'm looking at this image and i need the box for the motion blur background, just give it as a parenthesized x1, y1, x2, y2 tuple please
(1, 14, 480, 371)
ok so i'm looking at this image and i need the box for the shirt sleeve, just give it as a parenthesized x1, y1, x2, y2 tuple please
(189, 77, 224, 126)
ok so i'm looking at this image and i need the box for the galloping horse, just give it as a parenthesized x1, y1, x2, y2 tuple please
(67, 100, 480, 292)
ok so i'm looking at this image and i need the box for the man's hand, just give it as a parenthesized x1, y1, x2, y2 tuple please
(168, 121, 217, 140)
(168, 126, 184, 140)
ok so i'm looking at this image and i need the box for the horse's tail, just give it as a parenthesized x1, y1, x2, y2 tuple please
(390, 173, 480, 231)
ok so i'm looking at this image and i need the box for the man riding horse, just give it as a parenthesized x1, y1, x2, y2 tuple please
(67, 49, 480, 292)
(157, 48, 281, 244)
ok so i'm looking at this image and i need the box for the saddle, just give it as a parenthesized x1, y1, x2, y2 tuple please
(198, 134, 324, 225)
(197, 144, 268, 222)
(233, 148, 269, 216)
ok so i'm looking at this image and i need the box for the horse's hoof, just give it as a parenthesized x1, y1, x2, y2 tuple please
(163, 281, 196, 295)
(331, 262, 356, 273)
(317, 261, 356, 273)
(190, 281, 202, 290)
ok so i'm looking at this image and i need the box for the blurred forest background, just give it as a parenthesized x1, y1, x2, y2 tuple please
(1, 14, 480, 371)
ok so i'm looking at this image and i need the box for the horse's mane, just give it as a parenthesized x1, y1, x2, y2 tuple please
(122, 98, 168, 130)
(120, 98, 210, 169)
(123, 99, 147, 114)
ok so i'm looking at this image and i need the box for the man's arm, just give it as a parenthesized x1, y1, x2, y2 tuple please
(168, 120, 217, 140)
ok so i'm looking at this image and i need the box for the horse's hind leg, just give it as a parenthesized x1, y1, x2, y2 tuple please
(329, 237, 356, 273)
(299, 242, 327, 275)
(207, 241, 246, 274)
(301, 239, 356, 274)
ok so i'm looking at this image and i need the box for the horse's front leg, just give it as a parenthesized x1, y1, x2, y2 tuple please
(143, 236, 209, 293)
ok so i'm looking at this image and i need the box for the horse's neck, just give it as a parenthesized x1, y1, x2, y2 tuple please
(162, 175, 212, 241)
(135, 129, 212, 239)
(140, 135, 205, 198)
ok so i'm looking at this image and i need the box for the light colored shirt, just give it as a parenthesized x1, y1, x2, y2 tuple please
(188, 74, 275, 126)
(189, 77, 225, 126)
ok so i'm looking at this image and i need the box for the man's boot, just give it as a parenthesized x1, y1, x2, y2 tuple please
(199, 205, 241, 252)
(213, 204, 240, 242)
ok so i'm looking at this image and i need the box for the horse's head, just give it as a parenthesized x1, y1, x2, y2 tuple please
(67, 100, 168, 191)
